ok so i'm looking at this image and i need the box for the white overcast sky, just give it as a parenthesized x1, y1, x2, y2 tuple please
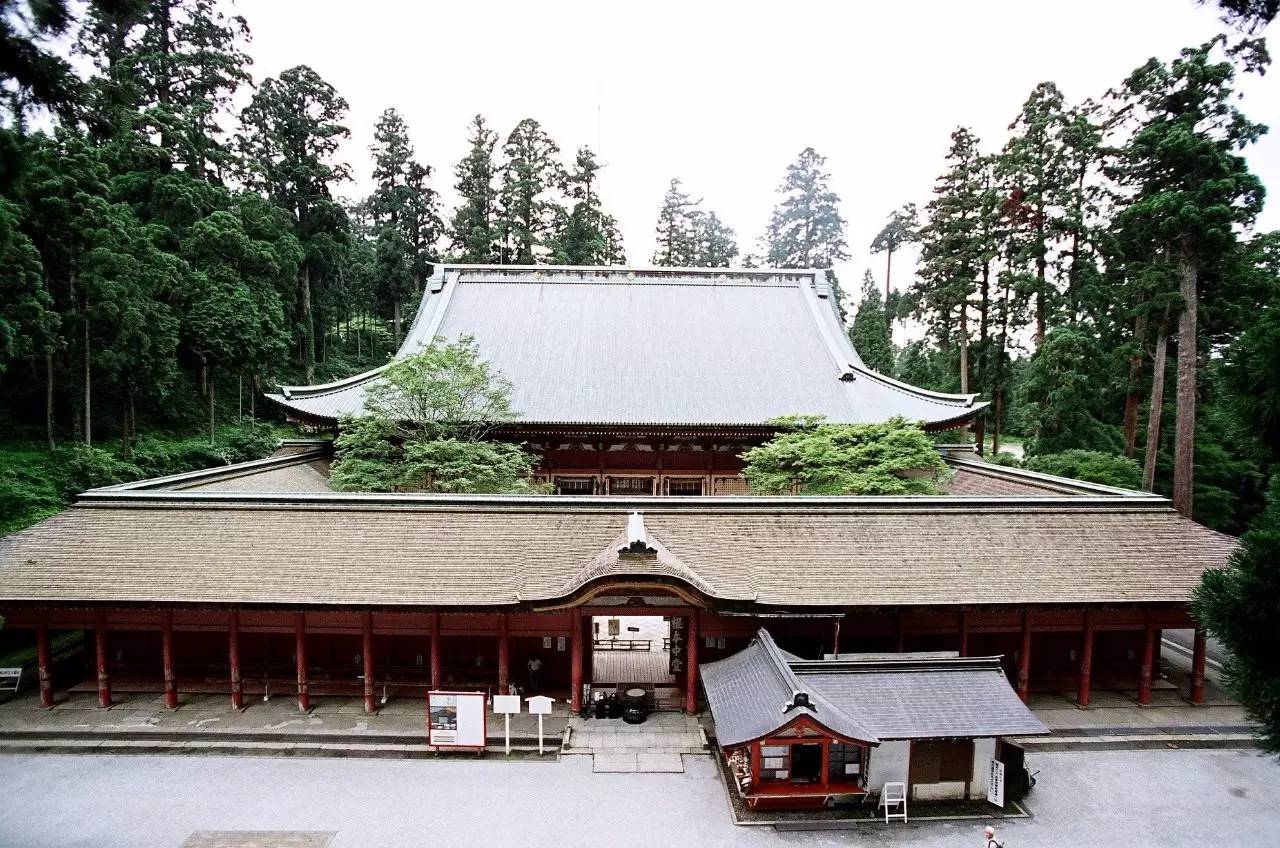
(239, 0, 1278, 300)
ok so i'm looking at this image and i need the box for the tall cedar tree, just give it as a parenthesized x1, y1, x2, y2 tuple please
(238, 65, 351, 384)
(368, 108, 441, 345)
(915, 128, 991, 394)
(549, 146, 625, 265)
(495, 118, 564, 264)
(764, 148, 849, 315)
(849, 271, 894, 375)
(0, 0, 80, 125)
(869, 204, 918, 335)
(1114, 37, 1267, 518)
(449, 115, 499, 262)
(652, 178, 698, 266)
(694, 211, 738, 267)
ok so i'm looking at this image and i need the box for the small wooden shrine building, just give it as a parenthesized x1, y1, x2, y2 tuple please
(701, 629, 1047, 809)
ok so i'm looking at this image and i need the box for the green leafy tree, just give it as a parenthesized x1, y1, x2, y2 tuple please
(449, 114, 500, 263)
(1193, 476, 1280, 752)
(849, 271, 894, 374)
(329, 336, 540, 493)
(741, 415, 949, 495)
(0, 0, 80, 125)
(1022, 449, 1142, 489)
(495, 118, 564, 264)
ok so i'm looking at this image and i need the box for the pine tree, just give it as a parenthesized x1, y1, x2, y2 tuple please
(449, 115, 499, 263)
(495, 118, 565, 264)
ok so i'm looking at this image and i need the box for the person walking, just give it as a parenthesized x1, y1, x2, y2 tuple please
(984, 825, 1004, 847)
(527, 655, 543, 693)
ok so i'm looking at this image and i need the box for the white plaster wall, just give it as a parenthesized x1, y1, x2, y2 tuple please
(972, 737, 997, 799)
(914, 781, 965, 801)
(866, 740, 910, 793)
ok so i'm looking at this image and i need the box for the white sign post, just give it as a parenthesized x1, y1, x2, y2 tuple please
(493, 694, 521, 755)
(428, 691, 488, 751)
(987, 759, 1006, 808)
(526, 695, 554, 755)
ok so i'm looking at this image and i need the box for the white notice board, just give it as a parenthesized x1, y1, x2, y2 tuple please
(987, 759, 1005, 808)
(428, 691, 487, 748)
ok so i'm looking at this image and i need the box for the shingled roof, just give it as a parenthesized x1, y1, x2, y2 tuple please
(0, 487, 1235, 609)
(266, 265, 983, 429)
(701, 630, 1048, 746)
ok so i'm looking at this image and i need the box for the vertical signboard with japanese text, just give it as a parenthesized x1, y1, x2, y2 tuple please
(669, 615, 686, 675)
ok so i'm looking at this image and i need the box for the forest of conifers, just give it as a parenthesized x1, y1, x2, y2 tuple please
(0, 0, 1278, 537)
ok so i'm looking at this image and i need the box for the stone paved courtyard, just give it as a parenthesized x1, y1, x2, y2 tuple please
(0, 748, 1276, 847)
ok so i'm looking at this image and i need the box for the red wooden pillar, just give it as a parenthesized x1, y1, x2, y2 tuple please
(1077, 611, 1095, 708)
(1016, 610, 1032, 703)
(819, 738, 831, 787)
(831, 619, 841, 659)
(497, 614, 510, 694)
(570, 609, 584, 714)
(362, 612, 376, 714)
(94, 609, 111, 709)
(228, 610, 243, 711)
(1190, 628, 1207, 705)
(161, 610, 178, 710)
(295, 612, 310, 712)
(429, 613, 442, 690)
(36, 612, 54, 709)
(685, 609, 700, 714)
(1138, 612, 1155, 706)
(958, 609, 969, 657)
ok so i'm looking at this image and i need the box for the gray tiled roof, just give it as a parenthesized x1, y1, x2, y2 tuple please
(700, 629, 879, 746)
(701, 630, 1047, 747)
(267, 266, 982, 428)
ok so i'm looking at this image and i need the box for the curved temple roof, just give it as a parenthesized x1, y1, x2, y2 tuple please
(267, 265, 983, 429)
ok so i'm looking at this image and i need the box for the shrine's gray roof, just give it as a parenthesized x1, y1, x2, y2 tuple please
(701, 630, 1048, 747)
(267, 265, 983, 429)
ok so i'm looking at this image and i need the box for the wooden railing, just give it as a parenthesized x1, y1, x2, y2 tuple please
(593, 638, 652, 652)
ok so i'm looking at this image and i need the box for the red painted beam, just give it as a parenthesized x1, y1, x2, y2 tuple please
(430, 613, 442, 690)
(685, 609, 700, 714)
(1190, 628, 1207, 705)
(1138, 613, 1155, 706)
(1077, 611, 1094, 708)
(228, 610, 244, 711)
(94, 610, 111, 709)
(570, 610, 583, 714)
(161, 610, 178, 710)
(497, 613, 510, 694)
(1016, 611, 1031, 703)
(295, 612, 310, 712)
(362, 612, 376, 714)
(36, 613, 53, 709)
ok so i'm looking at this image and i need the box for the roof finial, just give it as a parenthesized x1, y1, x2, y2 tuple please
(620, 511, 656, 555)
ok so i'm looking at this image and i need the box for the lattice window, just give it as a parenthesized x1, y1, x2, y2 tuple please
(608, 476, 654, 496)
(555, 476, 596, 495)
(665, 477, 704, 496)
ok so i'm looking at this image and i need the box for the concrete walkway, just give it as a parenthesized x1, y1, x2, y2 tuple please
(563, 712, 708, 772)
